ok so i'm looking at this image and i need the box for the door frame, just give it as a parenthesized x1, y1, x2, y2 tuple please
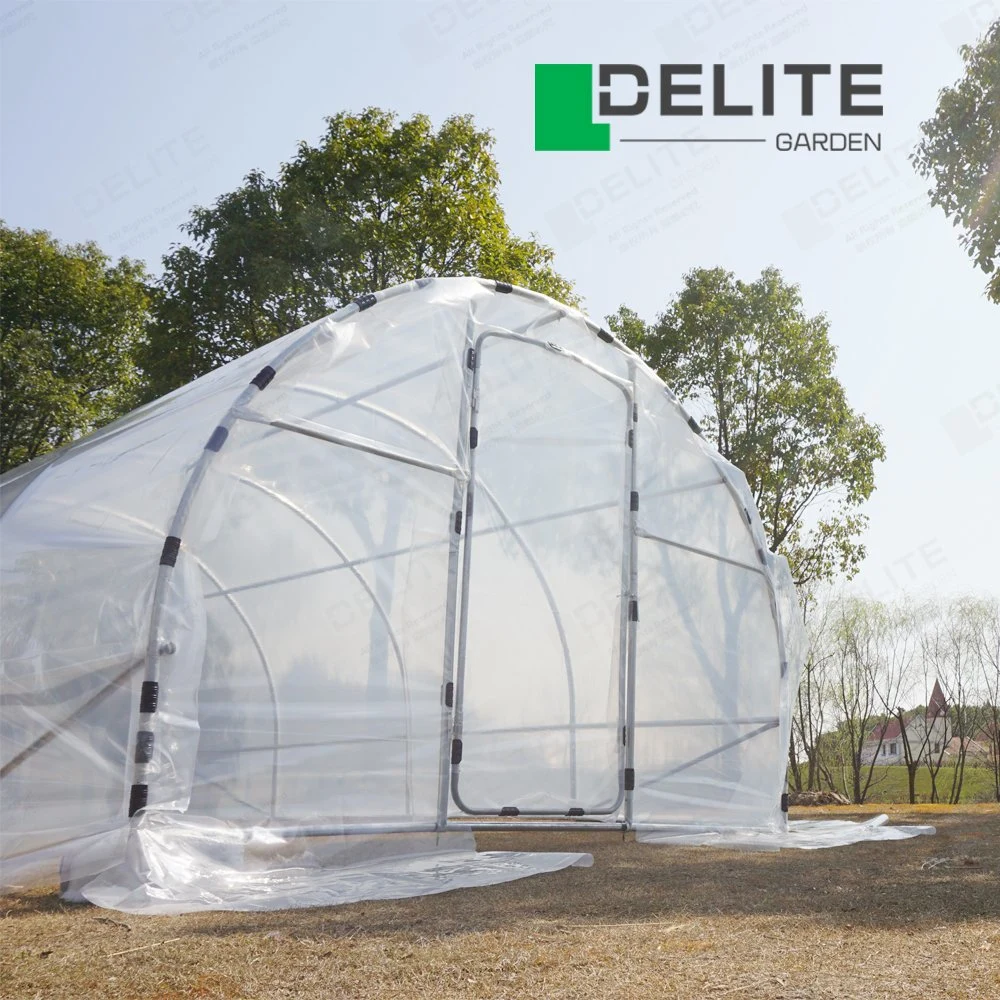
(445, 329, 638, 819)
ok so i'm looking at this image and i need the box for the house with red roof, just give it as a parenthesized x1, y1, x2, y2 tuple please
(861, 680, 950, 765)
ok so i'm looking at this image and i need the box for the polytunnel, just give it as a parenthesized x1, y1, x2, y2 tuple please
(1, 276, 810, 912)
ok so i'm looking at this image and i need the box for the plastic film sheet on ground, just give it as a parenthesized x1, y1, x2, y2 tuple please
(637, 814, 936, 851)
(60, 818, 593, 915)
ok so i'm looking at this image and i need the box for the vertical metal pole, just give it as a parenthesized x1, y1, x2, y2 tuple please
(435, 319, 476, 828)
(624, 361, 640, 827)
(448, 339, 483, 810)
(615, 389, 633, 813)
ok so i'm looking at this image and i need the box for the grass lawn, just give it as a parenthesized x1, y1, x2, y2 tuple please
(1, 804, 998, 999)
(794, 764, 998, 803)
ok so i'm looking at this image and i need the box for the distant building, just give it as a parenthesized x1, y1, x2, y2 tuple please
(945, 732, 994, 766)
(861, 680, 950, 765)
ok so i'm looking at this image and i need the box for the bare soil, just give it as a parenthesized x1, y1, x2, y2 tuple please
(2, 804, 998, 999)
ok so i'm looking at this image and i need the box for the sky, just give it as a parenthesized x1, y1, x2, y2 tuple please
(1, 0, 998, 598)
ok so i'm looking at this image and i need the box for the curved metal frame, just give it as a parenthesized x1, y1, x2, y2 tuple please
(84, 505, 283, 818)
(235, 475, 414, 814)
(128, 281, 435, 819)
(624, 365, 790, 822)
(476, 479, 579, 797)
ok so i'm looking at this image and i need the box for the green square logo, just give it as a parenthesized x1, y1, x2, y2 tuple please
(535, 64, 611, 151)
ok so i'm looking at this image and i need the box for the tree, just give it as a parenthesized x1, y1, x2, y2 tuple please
(789, 592, 833, 792)
(920, 597, 992, 804)
(882, 607, 942, 806)
(607, 267, 885, 585)
(0, 224, 149, 472)
(143, 109, 576, 399)
(825, 598, 910, 804)
(912, 19, 1000, 304)
(976, 597, 1000, 801)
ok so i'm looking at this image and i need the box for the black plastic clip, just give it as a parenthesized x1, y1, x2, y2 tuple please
(205, 425, 228, 453)
(250, 365, 276, 390)
(494, 280, 513, 293)
(128, 783, 148, 817)
(355, 293, 377, 311)
(139, 681, 159, 714)
(444, 682, 454, 708)
(629, 599, 639, 622)
(624, 768, 635, 792)
(687, 415, 702, 436)
(466, 347, 477, 370)
(451, 739, 463, 765)
(469, 426, 479, 449)
(566, 807, 585, 817)
(630, 491, 639, 512)
(597, 328, 614, 343)
(454, 510, 463, 535)
(781, 792, 789, 813)
(159, 536, 181, 567)
(627, 428, 634, 448)
(499, 806, 520, 817)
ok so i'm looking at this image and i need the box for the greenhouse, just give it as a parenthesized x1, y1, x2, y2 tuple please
(1, 276, 810, 912)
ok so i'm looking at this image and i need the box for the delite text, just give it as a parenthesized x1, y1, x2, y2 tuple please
(599, 64, 883, 117)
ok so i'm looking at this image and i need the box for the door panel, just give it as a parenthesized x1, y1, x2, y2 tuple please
(452, 335, 631, 816)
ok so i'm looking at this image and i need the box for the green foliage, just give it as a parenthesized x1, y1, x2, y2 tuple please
(603, 305, 647, 355)
(0, 224, 149, 472)
(791, 763, 996, 804)
(912, 19, 1000, 304)
(143, 109, 576, 399)
(607, 267, 885, 585)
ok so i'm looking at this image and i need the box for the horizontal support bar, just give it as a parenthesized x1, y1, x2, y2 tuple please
(636, 716, 780, 729)
(636, 474, 726, 497)
(261, 415, 463, 478)
(452, 799, 623, 818)
(121, 815, 800, 841)
(636, 528, 766, 577)
(639, 721, 779, 787)
(462, 716, 780, 739)
(197, 735, 412, 754)
(446, 821, 628, 833)
(260, 820, 632, 838)
(261, 821, 440, 838)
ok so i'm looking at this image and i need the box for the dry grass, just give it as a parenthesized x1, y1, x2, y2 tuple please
(2, 804, 998, 999)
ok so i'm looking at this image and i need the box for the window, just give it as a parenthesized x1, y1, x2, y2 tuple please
(889, 742, 897, 755)
(933, 742, 940, 753)
(881, 744, 887, 756)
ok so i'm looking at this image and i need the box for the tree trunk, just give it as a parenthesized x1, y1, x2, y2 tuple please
(788, 738, 802, 792)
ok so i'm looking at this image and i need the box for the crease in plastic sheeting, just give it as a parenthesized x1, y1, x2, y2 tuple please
(73, 814, 593, 914)
(636, 814, 935, 851)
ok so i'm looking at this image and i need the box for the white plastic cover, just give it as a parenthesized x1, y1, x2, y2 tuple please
(0, 276, 898, 913)
(637, 814, 936, 851)
(63, 818, 593, 915)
